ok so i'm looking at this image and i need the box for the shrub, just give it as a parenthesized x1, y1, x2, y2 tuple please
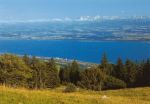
(78, 68, 106, 91)
(103, 76, 127, 90)
(64, 83, 76, 92)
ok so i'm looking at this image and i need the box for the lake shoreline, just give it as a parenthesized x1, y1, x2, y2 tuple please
(0, 40, 150, 63)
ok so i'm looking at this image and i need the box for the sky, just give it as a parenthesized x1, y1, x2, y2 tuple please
(0, 0, 149, 20)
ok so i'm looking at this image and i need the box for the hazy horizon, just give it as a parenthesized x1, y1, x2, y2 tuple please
(0, 0, 149, 21)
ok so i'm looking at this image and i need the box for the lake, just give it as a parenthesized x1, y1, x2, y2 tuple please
(0, 40, 150, 63)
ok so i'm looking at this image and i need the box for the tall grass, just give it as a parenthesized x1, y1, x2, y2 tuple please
(0, 86, 150, 104)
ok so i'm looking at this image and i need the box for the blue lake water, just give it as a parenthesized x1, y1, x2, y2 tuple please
(0, 40, 150, 63)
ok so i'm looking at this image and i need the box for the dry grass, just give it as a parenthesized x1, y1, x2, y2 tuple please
(0, 86, 150, 104)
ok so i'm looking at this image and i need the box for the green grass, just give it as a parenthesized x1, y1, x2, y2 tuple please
(0, 86, 150, 104)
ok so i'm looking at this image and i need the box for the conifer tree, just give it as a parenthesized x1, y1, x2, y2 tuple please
(142, 59, 150, 86)
(70, 60, 80, 85)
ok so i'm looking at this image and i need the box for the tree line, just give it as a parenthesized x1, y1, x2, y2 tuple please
(0, 53, 150, 91)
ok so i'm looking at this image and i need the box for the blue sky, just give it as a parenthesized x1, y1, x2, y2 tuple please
(0, 0, 149, 20)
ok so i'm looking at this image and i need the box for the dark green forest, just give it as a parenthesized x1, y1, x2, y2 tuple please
(0, 54, 150, 91)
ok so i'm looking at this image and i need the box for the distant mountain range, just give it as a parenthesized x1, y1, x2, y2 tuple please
(0, 16, 150, 23)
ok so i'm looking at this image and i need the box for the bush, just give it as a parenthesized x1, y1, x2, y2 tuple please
(64, 83, 76, 92)
(77, 68, 106, 91)
(103, 76, 127, 90)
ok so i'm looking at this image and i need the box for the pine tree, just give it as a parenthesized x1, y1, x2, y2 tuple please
(59, 67, 70, 83)
(69, 60, 80, 85)
(113, 58, 126, 81)
(46, 58, 60, 88)
(101, 53, 108, 69)
(100, 53, 112, 75)
(125, 59, 137, 87)
(30, 56, 45, 89)
(142, 59, 150, 86)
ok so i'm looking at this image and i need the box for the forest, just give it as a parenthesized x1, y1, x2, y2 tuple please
(0, 53, 150, 91)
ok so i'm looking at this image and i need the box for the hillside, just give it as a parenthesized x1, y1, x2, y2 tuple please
(0, 86, 150, 104)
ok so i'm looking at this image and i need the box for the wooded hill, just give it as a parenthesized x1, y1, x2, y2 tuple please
(0, 53, 150, 90)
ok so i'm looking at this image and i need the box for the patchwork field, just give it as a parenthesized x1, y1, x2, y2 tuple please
(0, 86, 150, 104)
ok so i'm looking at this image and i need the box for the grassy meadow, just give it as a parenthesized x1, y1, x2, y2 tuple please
(0, 86, 150, 104)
